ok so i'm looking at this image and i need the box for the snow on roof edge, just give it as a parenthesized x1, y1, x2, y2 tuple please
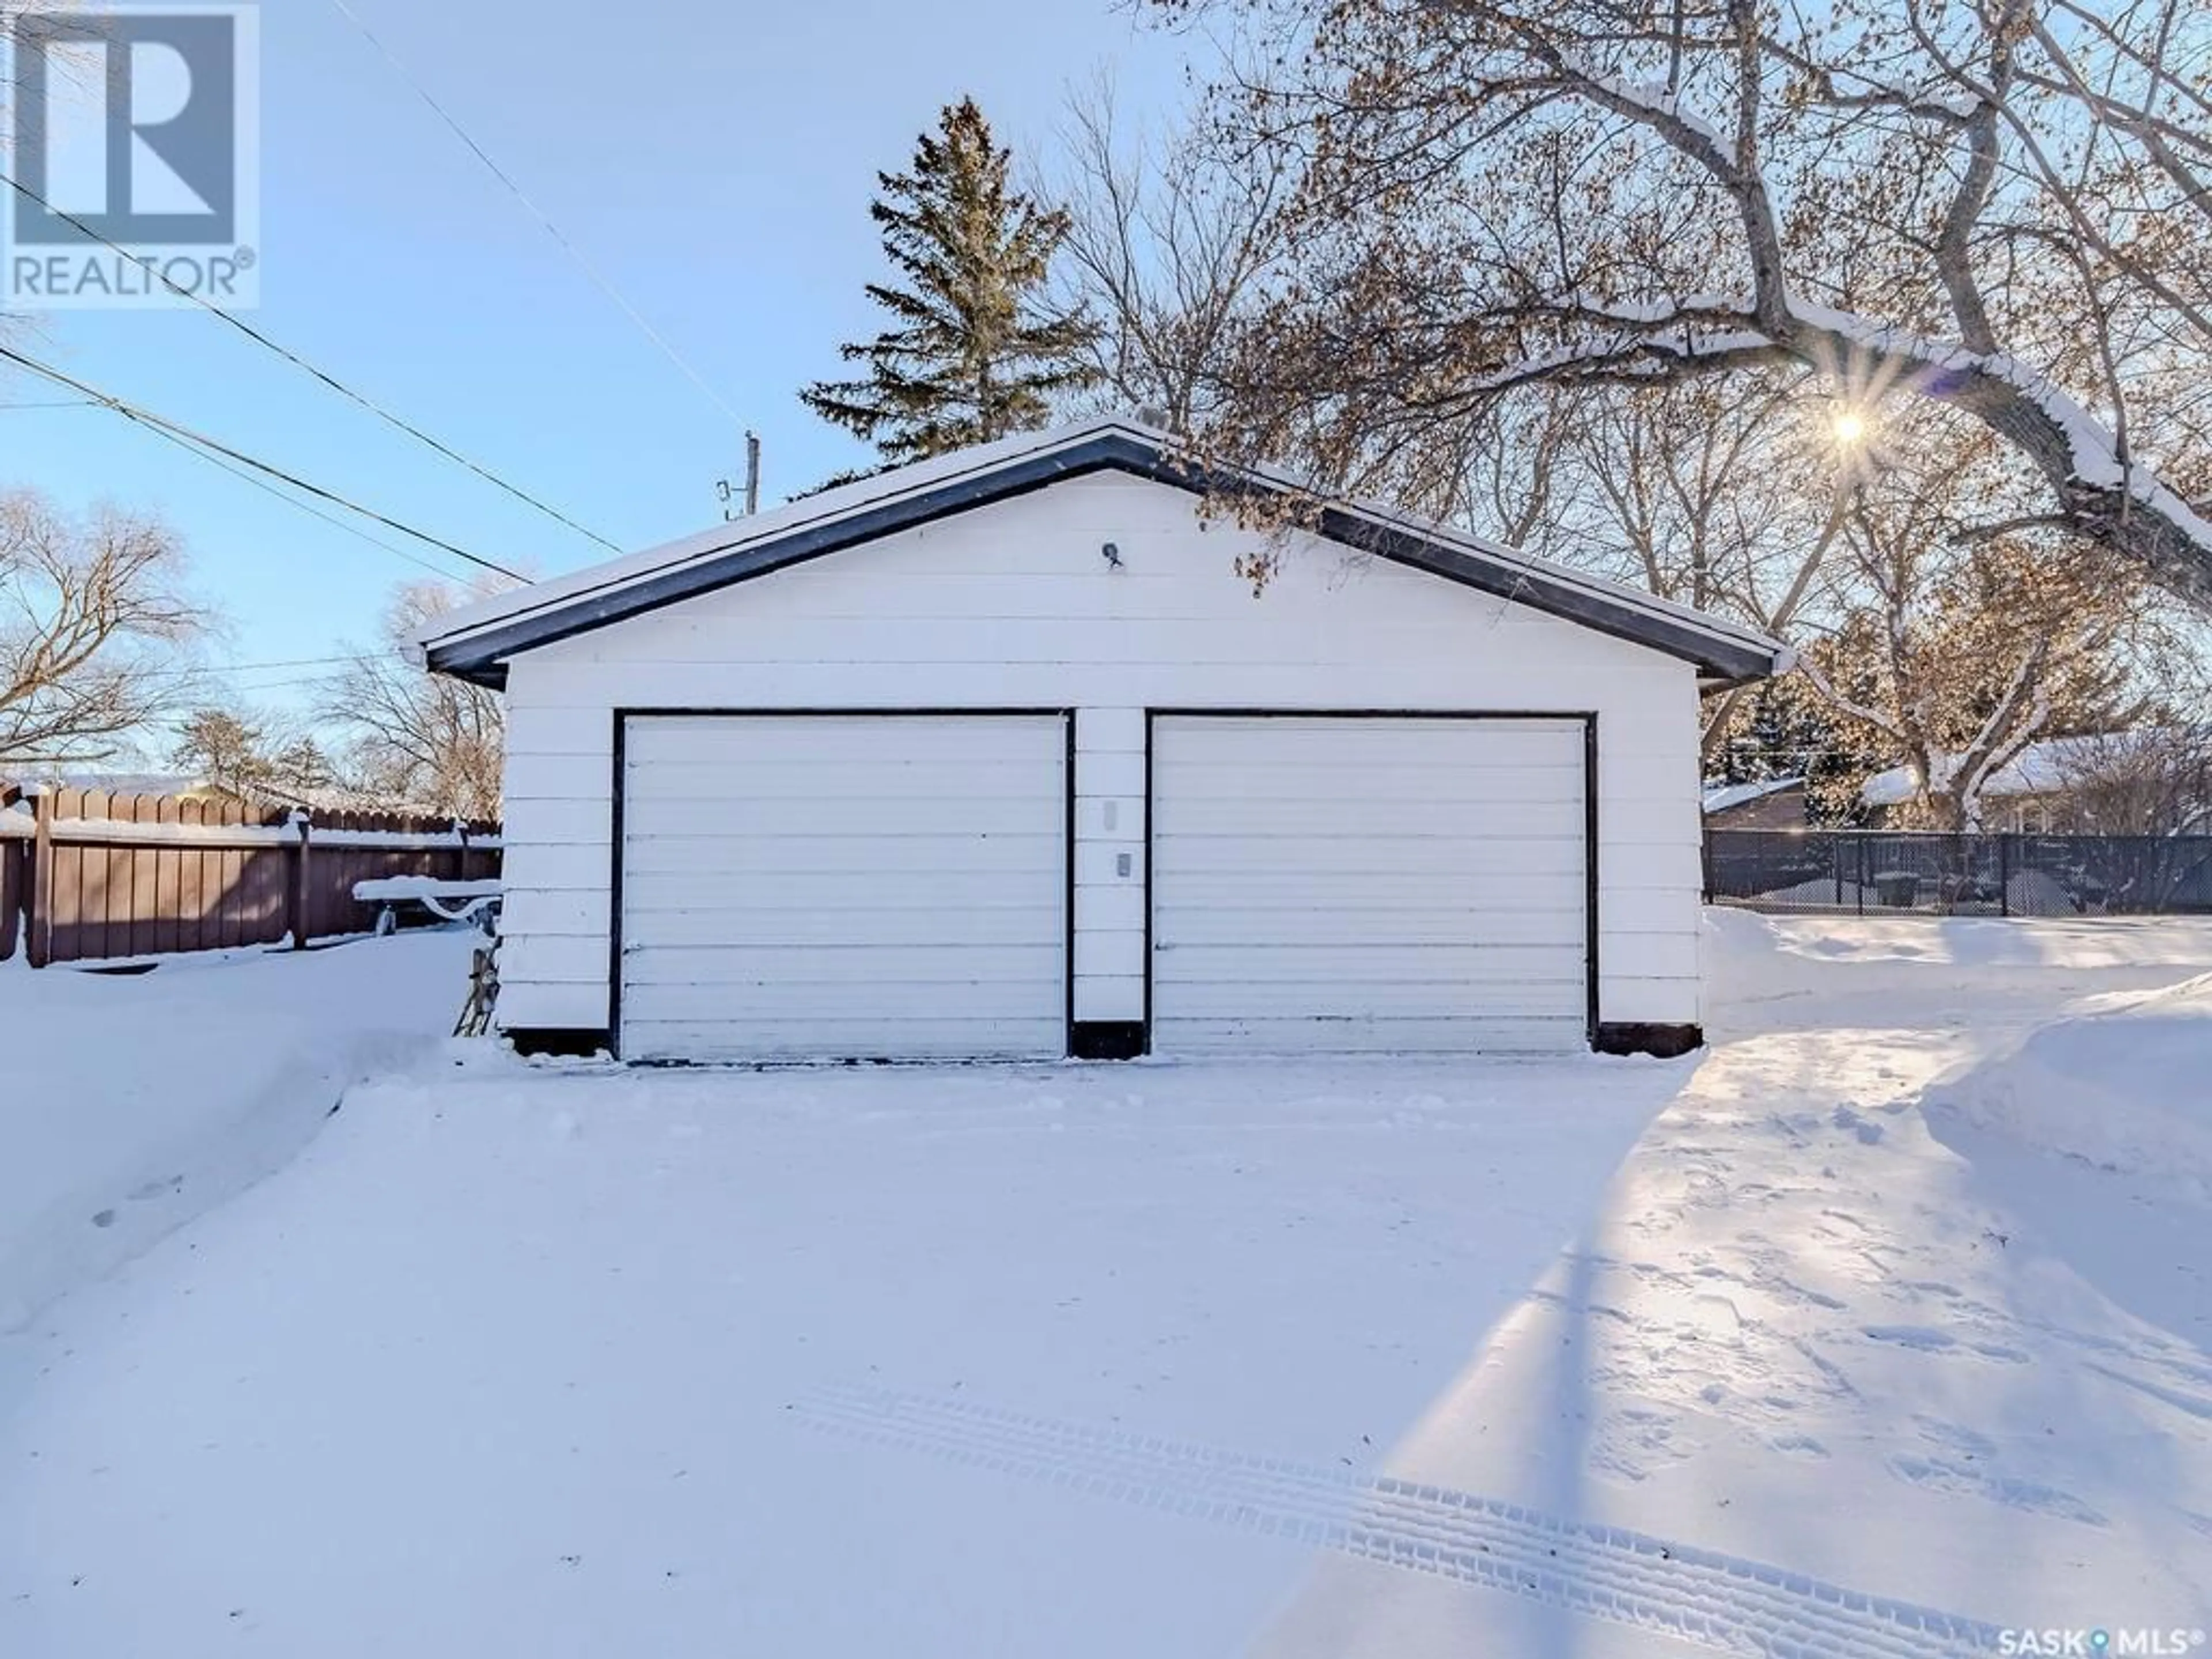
(1858, 732, 2186, 806)
(416, 418, 1160, 653)
(416, 415, 1787, 675)
(1702, 775, 1805, 813)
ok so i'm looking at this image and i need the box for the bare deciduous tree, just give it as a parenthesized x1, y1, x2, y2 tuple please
(1789, 418, 2164, 829)
(1532, 376, 1849, 759)
(324, 581, 504, 820)
(2045, 724, 2212, 833)
(0, 490, 207, 767)
(1160, 0, 2212, 607)
(1050, 78, 1289, 431)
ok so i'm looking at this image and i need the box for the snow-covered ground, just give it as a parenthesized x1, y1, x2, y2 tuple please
(0, 931, 477, 1332)
(2, 914, 2209, 1657)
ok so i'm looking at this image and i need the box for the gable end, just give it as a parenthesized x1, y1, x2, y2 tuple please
(425, 430, 1782, 688)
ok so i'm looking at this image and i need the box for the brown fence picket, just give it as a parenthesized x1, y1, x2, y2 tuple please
(178, 800, 206, 954)
(219, 801, 245, 950)
(0, 784, 21, 963)
(105, 798, 135, 963)
(77, 790, 109, 962)
(153, 794, 179, 955)
(130, 794, 161, 957)
(242, 812, 277, 948)
(29, 790, 55, 967)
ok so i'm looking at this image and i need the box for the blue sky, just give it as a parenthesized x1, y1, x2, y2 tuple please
(0, 0, 1190, 725)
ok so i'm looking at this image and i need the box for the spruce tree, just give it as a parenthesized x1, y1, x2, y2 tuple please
(802, 98, 1097, 468)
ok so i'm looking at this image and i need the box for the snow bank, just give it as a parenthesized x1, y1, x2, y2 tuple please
(1706, 902, 2212, 976)
(0, 931, 475, 1330)
(1702, 905, 2212, 1036)
(1751, 870, 2086, 914)
(1922, 972, 2212, 1200)
(1751, 876, 1891, 908)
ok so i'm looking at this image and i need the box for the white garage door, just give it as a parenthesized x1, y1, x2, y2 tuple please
(1150, 715, 1589, 1054)
(619, 714, 1069, 1062)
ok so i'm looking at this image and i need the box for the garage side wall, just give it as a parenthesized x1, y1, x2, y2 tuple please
(494, 472, 1705, 1050)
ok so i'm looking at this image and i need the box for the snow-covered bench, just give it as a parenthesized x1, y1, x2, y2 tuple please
(351, 876, 504, 936)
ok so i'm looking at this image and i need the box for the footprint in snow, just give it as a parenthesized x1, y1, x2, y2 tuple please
(1912, 1416, 1997, 1459)
(1831, 1105, 1885, 1145)
(1887, 1453, 2106, 1526)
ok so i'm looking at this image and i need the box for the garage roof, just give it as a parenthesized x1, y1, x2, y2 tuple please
(415, 416, 1790, 688)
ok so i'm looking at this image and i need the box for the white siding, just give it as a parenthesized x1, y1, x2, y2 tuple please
(497, 472, 1705, 1041)
(1073, 707, 1146, 1022)
(615, 714, 1067, 1062)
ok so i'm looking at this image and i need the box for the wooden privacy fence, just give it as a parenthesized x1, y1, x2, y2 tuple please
(0, 783, 500, 968)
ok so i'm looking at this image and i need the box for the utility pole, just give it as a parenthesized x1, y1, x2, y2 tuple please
(716, 433, 763, 522)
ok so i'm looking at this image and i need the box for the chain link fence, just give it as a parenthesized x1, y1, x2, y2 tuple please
(1705, 830, 2212, 918)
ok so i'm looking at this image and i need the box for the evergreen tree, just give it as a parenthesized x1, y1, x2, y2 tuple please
(171, 707, 270, 801)
(802, 98, 1097, 469)
(171, 705, 339, 807)
(1706, 677, 1889, 827)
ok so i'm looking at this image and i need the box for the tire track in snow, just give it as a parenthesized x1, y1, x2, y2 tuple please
(796, 1385, 2006, 1658)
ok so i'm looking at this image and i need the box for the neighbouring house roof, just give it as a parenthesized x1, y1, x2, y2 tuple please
(414, 416, 1791, 690)
(1859, 734, 2157, 808)
(1702, 775, 1805, 815)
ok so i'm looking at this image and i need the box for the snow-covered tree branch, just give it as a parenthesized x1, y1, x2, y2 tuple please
(1157, 0, 2212, 607)
(1781, 414, 2177, 830)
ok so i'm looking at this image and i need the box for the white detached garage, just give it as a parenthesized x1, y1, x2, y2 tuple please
(417, 418, 1785, 1063)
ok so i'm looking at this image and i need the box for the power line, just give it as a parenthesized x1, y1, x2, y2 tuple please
(206, 655, 359, 672)
(157, 669, 360, 695)
(0, 342, 525, 582)
(146, 417, 465, 581)
(139, 655, 369, 684)
(0, 170, 622, 555)
(323, 0, 752, 434)
(0, 398, 95, 411)
(211, 655, 364, 672)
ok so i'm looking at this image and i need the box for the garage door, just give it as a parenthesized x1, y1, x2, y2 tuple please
(619, 714, 1069, 1062)
(1150, 714, 1589, 1054)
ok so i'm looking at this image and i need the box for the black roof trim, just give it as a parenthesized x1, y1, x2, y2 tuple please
(426, 431, 1782, 688)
